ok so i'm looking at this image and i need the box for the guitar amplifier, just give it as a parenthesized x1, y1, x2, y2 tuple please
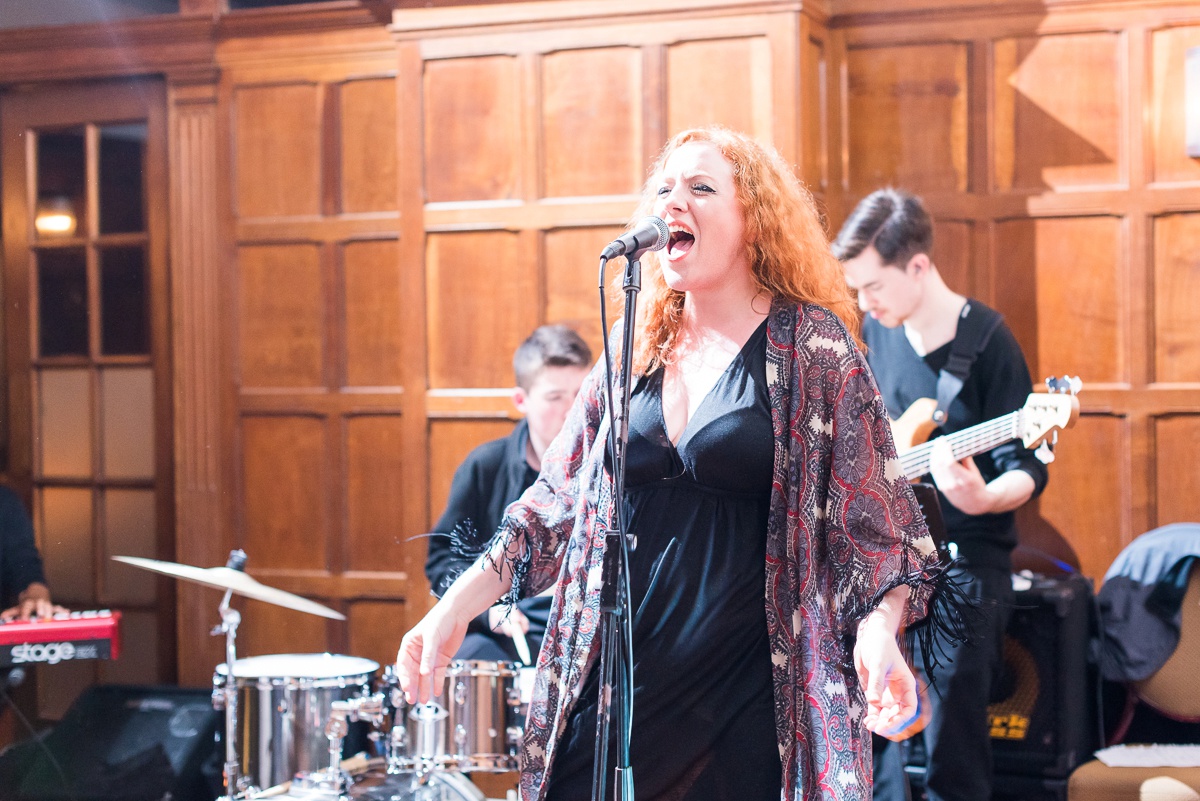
(988, 572, 1099, 778)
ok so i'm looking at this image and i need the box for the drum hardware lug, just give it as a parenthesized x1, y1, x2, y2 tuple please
(454, 723, 468, 750)
(507, 686, 521, 706)
(506, 725, 523, 748)
(454, 680, 468, 706)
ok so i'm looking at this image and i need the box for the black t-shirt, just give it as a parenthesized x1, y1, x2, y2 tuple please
(862, 301, 1049, 569)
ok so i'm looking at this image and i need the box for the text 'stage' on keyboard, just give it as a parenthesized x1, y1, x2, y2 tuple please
(0, 610, 121, 667)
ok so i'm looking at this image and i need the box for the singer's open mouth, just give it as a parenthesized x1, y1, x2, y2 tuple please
(668, 229, 695, 257)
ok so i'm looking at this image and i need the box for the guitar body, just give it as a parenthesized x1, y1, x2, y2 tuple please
(889, 396, 940, 452)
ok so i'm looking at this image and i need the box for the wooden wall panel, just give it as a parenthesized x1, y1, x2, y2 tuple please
(238, 599, 330, 658)
(845, 43, 968, 193)
(349, 601, 410, 673)
(993, 32, 1121, 191)
(1028, 414, 1127, 584)
(346, 415, 408, 573)
(426, 230, 534, 389)
(667, 36, 774, 141)
(992, 217, 1122, 385)
(428, 419, 516, 528)
(1151, 25, 1200, 185)
(339, 78, 399, 214)
(930, 220, 972, 296)
(801, 29, 830, 193)
(1153, 213, 1200, 384)
(1156, 415, 1200, 526)
(542, 48, 643, 198)
(238, 244, 325, 388)
(544, 226, 623, 360)
(241, 415, 327, 571)
(344, 239, 405, 387)
(424, 56, 521, 203)
(234, 83, 321, 219)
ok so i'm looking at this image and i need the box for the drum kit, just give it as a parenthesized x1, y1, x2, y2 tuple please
(113, 552, 533, 801)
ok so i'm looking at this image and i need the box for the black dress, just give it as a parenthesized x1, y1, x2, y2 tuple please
(545, 321, 781, 801)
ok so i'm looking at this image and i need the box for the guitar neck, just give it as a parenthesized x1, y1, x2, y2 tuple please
(899, 410, 1021, 478)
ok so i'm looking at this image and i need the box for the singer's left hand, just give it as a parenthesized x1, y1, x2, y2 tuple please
(854, 620, 918, 734)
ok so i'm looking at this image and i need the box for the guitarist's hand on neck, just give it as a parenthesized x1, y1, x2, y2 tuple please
(927, 438, 1036, 516)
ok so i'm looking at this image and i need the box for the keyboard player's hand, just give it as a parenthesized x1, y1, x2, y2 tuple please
(0, 583, 68, 623)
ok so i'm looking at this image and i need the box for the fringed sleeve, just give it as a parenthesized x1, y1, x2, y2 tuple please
(821, 346, 971, 675)
(471, 355, 611, 608)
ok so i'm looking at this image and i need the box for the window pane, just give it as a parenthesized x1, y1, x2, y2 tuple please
(103, 489, 156, 606)
(35, 129, 86, 240)
(101, 368, 154, 478)
(38, 248, 89, 357)
(39, 369, 92, 478)
(39, 486, 95, 604)
(100, 247, 148, 355)
(99, 124, 146, 235)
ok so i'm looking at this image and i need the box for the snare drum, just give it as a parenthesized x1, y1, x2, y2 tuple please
(214, 653, 379, 790)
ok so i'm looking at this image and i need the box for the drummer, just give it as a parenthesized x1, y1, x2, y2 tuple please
(424, 325, 592, 664)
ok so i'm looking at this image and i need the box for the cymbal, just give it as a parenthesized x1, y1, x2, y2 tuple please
(112, 556, 346, 620)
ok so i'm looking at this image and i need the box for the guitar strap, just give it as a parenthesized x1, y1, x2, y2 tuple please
(934, 301, 1003, 425)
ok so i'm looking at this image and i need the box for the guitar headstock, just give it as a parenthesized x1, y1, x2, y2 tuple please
(1045, 375, 1083, 396)
(1019, 377, 1082, 449)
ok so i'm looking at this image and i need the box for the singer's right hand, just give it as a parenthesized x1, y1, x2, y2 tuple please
(396, 601, 471, 705)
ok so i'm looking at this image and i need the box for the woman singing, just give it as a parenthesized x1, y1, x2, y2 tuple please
(398, 127, 949, 801)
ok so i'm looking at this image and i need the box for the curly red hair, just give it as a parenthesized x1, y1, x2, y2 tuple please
(620, 126, 859, 374)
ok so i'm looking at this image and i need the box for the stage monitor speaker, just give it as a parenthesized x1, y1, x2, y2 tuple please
(987, 573, 1099, 779)
(1, 685, 219, 801)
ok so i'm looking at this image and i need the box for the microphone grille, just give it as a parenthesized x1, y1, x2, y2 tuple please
(646, 216, 669, 251)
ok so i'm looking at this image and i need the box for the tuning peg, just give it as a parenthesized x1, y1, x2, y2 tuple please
(1044, 376, 1083, 395)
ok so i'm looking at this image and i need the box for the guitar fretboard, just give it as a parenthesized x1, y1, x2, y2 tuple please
(899, 410, 1021, 478)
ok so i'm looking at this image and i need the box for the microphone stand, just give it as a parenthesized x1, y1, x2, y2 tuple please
(591, 253, 640, 801)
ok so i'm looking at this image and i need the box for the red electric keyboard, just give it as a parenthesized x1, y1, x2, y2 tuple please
(0, 610, 121, 667)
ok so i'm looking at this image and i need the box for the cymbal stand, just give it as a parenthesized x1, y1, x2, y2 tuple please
(211, 550, 249, 801)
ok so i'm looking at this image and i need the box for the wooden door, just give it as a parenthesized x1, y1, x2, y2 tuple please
(1, 79, 172, 719)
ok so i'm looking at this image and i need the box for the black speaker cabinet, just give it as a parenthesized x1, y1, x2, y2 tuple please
(0, 685, 219, 801)
(987, 573, 1099, 779)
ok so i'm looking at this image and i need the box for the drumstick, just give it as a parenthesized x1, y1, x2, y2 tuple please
(255, 752, 376, 797)
(511, 625, 532, 666)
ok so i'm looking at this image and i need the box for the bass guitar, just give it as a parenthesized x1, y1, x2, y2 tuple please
(891, 376, 1081, 479)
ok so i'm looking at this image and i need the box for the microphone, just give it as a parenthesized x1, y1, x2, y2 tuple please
(601, 216, 670, 260)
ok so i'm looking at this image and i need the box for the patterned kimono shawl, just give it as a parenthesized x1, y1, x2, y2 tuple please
(489, 300, 942, 801)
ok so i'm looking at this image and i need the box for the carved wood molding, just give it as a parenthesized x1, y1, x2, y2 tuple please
(167, 78, 228, 685)
(831, 0, 1200, 27)
(216, 1, 393, 38)
(390, 0, 827, 38)
(0, 16, 216, 85)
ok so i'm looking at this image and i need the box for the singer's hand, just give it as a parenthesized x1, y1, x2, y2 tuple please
(396, 600, 471, 705)
(855, 620, 918, 735)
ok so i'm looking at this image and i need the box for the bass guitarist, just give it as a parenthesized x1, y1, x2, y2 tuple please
(834, 189, 1051, 801)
